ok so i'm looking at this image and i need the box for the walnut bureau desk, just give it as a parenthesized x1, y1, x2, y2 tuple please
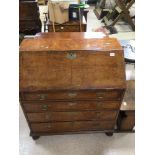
(19, 32, 126, 140)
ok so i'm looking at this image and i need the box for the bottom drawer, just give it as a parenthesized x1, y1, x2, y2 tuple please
(31, 121, 115, 133)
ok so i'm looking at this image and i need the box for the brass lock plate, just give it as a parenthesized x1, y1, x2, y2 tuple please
(66, 52, 77, 60)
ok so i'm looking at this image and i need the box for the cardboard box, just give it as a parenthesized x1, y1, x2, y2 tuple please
(48, 0, 70, 24)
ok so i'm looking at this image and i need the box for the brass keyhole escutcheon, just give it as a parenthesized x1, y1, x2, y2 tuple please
(66, 52, 76, 60)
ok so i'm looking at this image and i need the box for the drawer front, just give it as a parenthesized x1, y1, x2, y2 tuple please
(27, 111, 118, 122)
(21, 90, 122, 101)
(55, 25, 79, 32)
(49, 25, 86, 32)
(31, 121, 115, 133)
(22, 101, 120, 112)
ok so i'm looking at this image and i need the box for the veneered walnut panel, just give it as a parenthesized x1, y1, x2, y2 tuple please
(30, 121, 115, 133)
(20, 50, 123, 67)
(19, 33, 122, 52)
(27, 111, 117, 122)
(23, 101, 121, 112)
(20, 50, 126, 91)
(35, 32, 106, 39)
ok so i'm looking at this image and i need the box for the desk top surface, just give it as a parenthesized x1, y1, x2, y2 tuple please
(20, 32, 122, 52)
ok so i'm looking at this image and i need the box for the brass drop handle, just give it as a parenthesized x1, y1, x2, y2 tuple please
(96, 92, 104, 99)
(42, 104, 48, 110)
(47, 124, 52, 128)
(68, 92, 77, 98)
(38, 94, 47, 100)
(68, 102, 77, 106)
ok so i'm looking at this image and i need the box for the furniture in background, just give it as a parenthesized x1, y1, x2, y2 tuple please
(44, 1, 89, 32)
(37, 0, 46, 5)
(94, 0, 107, 19)
(87, 0, 98, 4)
(102, 0, 135, 31)
(47, 16, 87, 32)
(19, 0, 42, 35)
(117, 80, 135, 132)
(19, 0, 36, 2)
(19, 32, 126, 140)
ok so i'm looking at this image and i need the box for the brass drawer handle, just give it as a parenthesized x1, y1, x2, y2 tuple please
(68, 92, 77, 98)
(68, 102, 77, 106)
(96, 92, 104, 99)
(47, 124, 52, 128)
(42, 105, 48, 110)
(38, 94, 47, 100)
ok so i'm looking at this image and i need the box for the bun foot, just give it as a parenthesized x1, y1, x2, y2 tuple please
(32, 136, 40, 140)
(105, 132, 113, 136)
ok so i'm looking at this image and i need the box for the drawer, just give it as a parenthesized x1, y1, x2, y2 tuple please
(55, 25, 79, 32)
(27, 111, 118, 122)
(30, 121, 115, 133)
(22, 101, 121, 112)
(21, 90, 122, 101)
(48, 25, 85, 32)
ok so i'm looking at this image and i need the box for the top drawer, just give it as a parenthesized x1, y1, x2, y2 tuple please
(20, 90, 123, 101)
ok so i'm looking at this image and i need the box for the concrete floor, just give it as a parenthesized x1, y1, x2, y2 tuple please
(20, 4, 135, 155)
